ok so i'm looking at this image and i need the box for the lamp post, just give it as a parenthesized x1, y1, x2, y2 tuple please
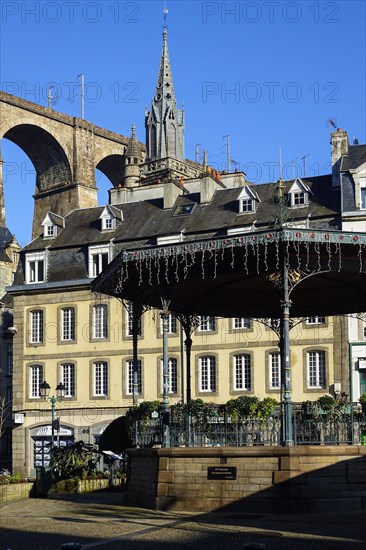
(39, 381, 65, 449)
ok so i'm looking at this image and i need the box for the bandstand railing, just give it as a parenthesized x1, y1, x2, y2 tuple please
(132, 404, 366, 448)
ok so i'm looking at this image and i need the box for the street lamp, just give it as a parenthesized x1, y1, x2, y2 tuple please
(39, 381, 65, 448)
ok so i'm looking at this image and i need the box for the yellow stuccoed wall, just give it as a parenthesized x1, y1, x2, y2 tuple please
(12, 286, 339, 475)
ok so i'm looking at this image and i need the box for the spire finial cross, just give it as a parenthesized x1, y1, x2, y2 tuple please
(163, 1, 168, 31)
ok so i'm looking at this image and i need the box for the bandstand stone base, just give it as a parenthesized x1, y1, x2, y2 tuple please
(125, 446, 366, 514)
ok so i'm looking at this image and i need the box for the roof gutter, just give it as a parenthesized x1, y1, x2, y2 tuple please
(7, 278, 91, 295)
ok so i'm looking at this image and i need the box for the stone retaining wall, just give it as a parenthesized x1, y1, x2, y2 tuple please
(50, 478, 123, 494)
(126, 446, 366, 513)
(0, 482, 34, 504)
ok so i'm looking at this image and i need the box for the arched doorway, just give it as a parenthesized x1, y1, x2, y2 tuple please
(30, 424, 74, 476)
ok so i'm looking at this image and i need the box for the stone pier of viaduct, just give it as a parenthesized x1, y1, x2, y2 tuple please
(0, 91, 144, 237)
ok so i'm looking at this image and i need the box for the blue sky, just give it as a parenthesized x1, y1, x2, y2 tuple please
(1, 0, 365, 247)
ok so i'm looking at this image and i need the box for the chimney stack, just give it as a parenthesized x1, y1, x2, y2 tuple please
(331, 129, 348, 188)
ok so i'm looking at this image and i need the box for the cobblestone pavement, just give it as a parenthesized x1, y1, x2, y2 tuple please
(1, 491, 365, 550)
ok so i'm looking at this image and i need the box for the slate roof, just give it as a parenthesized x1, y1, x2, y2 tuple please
(341, 144, 366, 171)
(15, 175, 341, 285)
(47, 212, 65, 228)
(0, 227, 15, 263)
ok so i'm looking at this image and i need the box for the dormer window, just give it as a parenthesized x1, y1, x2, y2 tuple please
(41, 212, 64, 239)
(99, 205, 123, 231)
(103, 216, 114, 230)
(26, 252, 46, 283)
(45, 224, 56, 237)
(288, 179, 310, 208)
(88, 245, 111, 277)
(237, 186, 259, 214)
(293, 191, 305, 206)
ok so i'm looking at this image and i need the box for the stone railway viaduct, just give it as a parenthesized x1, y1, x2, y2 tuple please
(0, 91, 144, 237)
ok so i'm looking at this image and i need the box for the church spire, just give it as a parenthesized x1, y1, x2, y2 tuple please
(145, 8, 185, 162)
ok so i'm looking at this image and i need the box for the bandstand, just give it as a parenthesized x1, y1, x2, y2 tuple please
(93, 226, 366, 446)
(92, 225, 366, 512)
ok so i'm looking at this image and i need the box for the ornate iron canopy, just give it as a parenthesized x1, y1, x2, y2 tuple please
(92, 228, 366, 318)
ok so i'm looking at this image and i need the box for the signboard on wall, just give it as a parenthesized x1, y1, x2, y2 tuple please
(207, 466, 237, 480)
(35, 425, 73, 436)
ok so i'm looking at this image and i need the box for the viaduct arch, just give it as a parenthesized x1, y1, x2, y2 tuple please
(0, 92, 144, 238)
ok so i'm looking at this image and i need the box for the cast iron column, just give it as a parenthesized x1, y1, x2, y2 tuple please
(185, 335, 192, 405)
(280, 252, 293, 446)
(161, 310, 170, 408)
(160, 301, 171, 447)
(132, 301, 142, 406)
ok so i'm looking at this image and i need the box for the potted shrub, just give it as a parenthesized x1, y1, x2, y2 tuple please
(317, 394, 336, 414)
(359, 392, 366, 413)
(50, 440, 98, 482)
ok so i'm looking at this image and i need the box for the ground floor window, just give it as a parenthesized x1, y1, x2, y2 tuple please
(269, 353, 281, 389)
(199, 356, 216, 392)
(233, 354, 251, 391)
(126, 359, 142, 395)
(160, 357, 178, 394)
(307, 350, 326, 388)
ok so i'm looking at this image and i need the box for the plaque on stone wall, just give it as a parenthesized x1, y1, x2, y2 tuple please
(207, 466, 237, 480)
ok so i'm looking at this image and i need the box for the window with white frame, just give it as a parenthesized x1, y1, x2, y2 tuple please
(92, 304, 108, 339)
(88, 246, 109, 277)
(233, 354, 251, 391)
(199, 356, 216, 392)
(237, 186, 258, 214)
(240, 198, 254, 212)
(126, 303, 142, 337)
(61, 307, 76, 341)
(26, 253, 45, 283)
(269, 352, 281, 389)
(361, 187, 366, 209)
(93, 361, 108, 396)
(61, 363, 75, 398)
(198, 316, 216, 332)
(45, 223, 56, 237)
(292, 191, 305, 205)
(30, 310, 44, 344)
(160, 313, 177, 335)
(103, 216, 114, 230)
(288, 179, 310, 207)
(160, 358, 178, 394)
(6, 343, 13, 375)
(29, 364, 43, 398)
(306, 316, 326, 325)
(100, 206, 121, 231)
(307, 350, 326, 388)
(126, 359, 142, 395)
(232, 317, 251, 330)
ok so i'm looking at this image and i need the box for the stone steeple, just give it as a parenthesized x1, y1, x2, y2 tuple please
(123, 124, 142, 187)
(145, 26, 184, 161)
